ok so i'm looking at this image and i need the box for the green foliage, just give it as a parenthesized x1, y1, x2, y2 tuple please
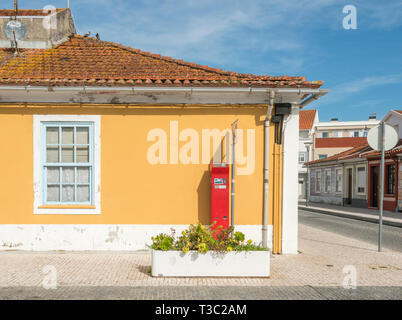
(151, 234, 174, 251)
(150, 222, 268, 254)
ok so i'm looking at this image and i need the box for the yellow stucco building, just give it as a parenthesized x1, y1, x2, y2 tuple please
(0, 9, 328, 254)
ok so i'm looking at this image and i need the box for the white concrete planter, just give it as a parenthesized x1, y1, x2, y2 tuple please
(151, 250, 270, 277)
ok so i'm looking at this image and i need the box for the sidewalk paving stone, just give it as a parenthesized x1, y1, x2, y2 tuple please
(0, 224, 401, 299)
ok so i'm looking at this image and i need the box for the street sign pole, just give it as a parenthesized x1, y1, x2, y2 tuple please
(231, 120, 238, 228)
(367, 121, 398, 253)
(378, 121, 385, 252)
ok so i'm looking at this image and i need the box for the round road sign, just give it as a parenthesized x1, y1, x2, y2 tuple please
(367, 124, 398, 151)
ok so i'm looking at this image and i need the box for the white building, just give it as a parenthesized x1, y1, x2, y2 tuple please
(384, 110, 402, 138)
(312, 116, 380, 161)
(298, 109, 319, 199)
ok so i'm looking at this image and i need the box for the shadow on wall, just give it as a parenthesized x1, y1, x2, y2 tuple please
(197, 170, 211, 225)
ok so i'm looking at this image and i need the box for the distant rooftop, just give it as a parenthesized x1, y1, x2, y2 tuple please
(0, 8, 65, 17)
(299, 109, 317, 130)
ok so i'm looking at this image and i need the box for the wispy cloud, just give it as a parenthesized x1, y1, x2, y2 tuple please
(319, 73, 402, 105)
(17, 1, 402, 76)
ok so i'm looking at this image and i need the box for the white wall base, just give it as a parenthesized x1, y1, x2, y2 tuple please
(0, 224, 273, 252)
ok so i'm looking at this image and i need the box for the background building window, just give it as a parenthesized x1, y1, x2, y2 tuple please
(319, 154, 328, 160)
(387, 164, 396, 195)
(325, 170, 331, 193)
(336, 169, 342, 192)
(299, 152, 306, 163)
(353, 131, 360, 137)
(315, 170, 321, 193)
(357, 166, 366, 194)
(322, 132, 329, 138)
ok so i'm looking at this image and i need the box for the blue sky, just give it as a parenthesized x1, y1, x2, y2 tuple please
(13, 0, 402, 121)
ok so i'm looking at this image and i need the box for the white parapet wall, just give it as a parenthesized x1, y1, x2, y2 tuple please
(0, 224, 273, 251)
(281, 105, 299, 254)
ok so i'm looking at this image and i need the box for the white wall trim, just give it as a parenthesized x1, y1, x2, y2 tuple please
(0, 225, 273, 251)
(33, 115, 101, 215)
(281, 105, 299, 254)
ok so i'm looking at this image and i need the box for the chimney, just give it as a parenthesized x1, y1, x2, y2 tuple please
(0, 8, 76, 49)
(369, 113, 377, 121)
(331, 118, 339, 122)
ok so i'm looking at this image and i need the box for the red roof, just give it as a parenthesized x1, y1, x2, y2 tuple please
(299, 109, 317, 130)
(315, 137, 367, 149)
(307, 143, 371, 165)
(0, 9, 64, 16)
(0, 35, 324, 88)
(363, 140, 402, 158)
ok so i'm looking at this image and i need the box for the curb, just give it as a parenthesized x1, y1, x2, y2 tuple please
(299, 206, 402, 228)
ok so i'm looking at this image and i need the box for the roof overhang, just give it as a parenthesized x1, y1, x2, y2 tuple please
(0, 86, 329, 106)
(383, 110, 402, 122)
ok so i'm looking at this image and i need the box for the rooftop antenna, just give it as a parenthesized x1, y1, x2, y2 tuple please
(13, 0, 19, 53)
(67, 0, 70, 9)
(5, 0, 27, 54)
(14, 0, 18, 20)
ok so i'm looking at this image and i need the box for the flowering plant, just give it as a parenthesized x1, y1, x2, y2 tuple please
(151, 222, 268, 254)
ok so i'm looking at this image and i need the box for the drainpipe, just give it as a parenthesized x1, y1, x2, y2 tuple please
(262, 90, 275, 248)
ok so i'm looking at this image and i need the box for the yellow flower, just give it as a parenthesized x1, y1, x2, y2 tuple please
(247, 240, 252, 245)
(227, 247, 233, 252)
(182, 247, 189, 254)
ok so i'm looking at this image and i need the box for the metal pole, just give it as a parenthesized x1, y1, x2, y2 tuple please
(378, 121, 385, 252)
(231, 120, 238, 228)
(231, 135, 235, 228)
(14, 0, 18, 20)
(305, 145, 310, 207)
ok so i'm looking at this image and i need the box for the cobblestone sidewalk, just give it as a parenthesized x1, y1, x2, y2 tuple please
(0, 224, 401, 299)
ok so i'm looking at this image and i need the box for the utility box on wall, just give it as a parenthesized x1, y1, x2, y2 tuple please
(210, 163, 230, 230)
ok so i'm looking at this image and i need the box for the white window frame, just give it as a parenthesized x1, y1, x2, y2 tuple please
(335, 168, 343, 193)
(299, 152, 306, 163)
(325, 169, 331, 193)
(315, 169, 321, 193)
(34, 115, 101, 215)
(356, 165, 367, 196)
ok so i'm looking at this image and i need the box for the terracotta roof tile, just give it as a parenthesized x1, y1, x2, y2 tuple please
(0, 9, 65, 16)
(363, 140, 402, 158)
(307, 143, 371, 165)
(299, 109, 317, 130)
(315, 137, 367, 149)
(0, 35, 324, 88)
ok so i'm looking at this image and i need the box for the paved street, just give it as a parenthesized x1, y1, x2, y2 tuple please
(0, 216, 401, 300)
(299, 210, 402, 252)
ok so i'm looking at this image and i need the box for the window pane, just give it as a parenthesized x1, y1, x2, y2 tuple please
(62, 185, 75, 202)
(77, 127, 89, 145)
(76, 147, 89, 163)
(47, 185, 60, 202)
(47, 167, 60, 184)
(77, 185, 90, 202)
(62, 127, 74, 145)
(77, 167, 90, 183)
(358, 168, 366, 189)
(62, 147, 74, 162)
(62, 167, 75, 184)
(46, 127, 59, 145)
(47, 147, 59, 163)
